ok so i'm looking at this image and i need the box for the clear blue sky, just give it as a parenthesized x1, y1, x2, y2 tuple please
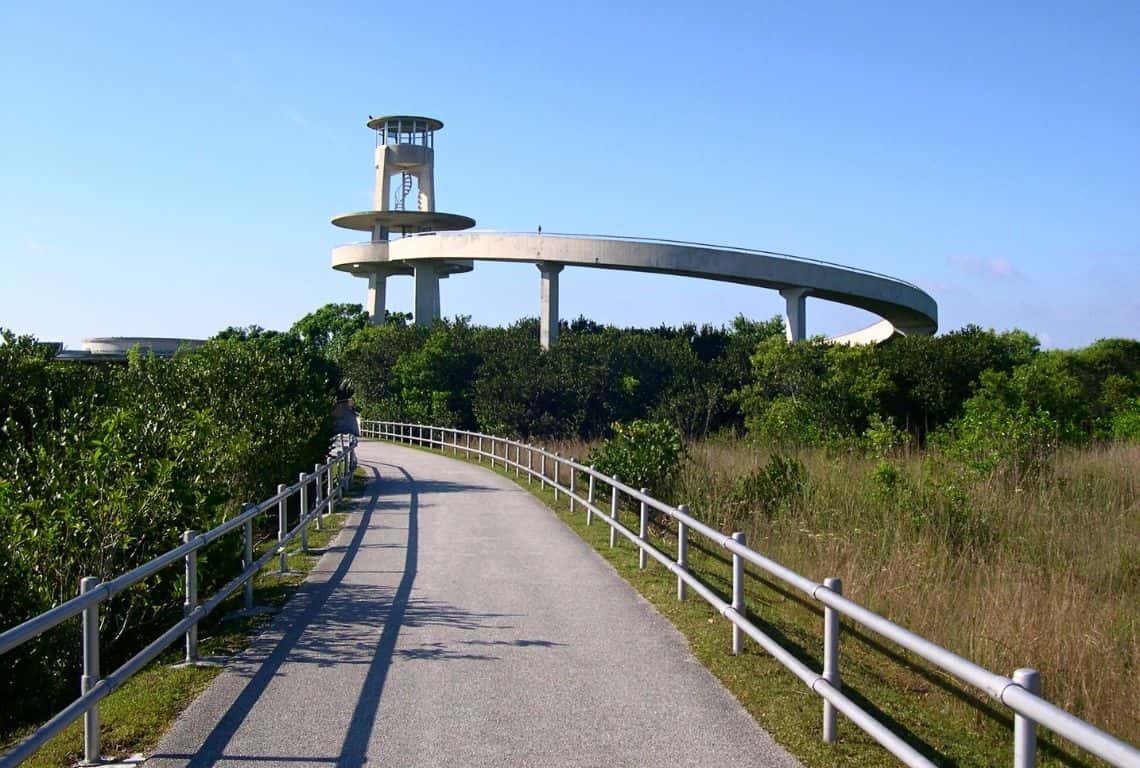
(2, 1, 1137, 349)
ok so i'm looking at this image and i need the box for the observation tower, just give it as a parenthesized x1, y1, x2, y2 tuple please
(330, 116, 475, 325)
(330, 114, 937, 348)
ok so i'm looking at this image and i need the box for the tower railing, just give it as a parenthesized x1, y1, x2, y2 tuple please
(361, 419, 1139, 768)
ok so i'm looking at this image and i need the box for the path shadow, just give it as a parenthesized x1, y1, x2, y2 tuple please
(150, 465, 387, 768)
(149, 457, 565, 768)
(332, 462, 418, 768)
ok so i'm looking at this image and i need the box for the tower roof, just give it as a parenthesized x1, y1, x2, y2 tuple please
(366, 115, 444, 131)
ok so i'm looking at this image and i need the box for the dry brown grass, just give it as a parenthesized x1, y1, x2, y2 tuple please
(521, 434, 1138, 741)
(677, 439, 1139, 742)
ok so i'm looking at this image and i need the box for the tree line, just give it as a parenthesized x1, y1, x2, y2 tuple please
(335, 308, 1140, 458)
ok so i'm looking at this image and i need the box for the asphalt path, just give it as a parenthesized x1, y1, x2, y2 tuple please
(146, 440, 801, 768)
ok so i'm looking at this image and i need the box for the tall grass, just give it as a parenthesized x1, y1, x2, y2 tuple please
(677, 439, 1139, 743)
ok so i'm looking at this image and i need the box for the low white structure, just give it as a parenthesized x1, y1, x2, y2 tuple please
(330, 115, 938, 346)
(55, 337, 205, 361)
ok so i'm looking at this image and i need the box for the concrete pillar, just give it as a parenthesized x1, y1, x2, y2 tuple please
(417, 165, 435, 212)
(414, 264, 440, 327)
(373, 146, 392, 211)
(537, 262, 564, 350)
(781, 287, 809, 342)
(366, 273, 386, 324)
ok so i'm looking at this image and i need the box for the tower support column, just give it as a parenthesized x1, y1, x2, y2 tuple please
(414, 264, 440, 327)
(366, 273, 387, 324)
(538, 262, 564, 350)
(418, 165, 435, 212)
(781, 287, 809, 342)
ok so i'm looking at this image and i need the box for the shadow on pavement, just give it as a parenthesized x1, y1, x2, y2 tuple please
(149, 458, 565, 768)
(333, 462, 418, 768)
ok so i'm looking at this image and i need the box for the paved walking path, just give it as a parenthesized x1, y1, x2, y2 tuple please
(147, 441, 800, 768)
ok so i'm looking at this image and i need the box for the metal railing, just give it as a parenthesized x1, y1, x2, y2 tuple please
(362, 420, 1139, 768)
(0, 436, 358, 767)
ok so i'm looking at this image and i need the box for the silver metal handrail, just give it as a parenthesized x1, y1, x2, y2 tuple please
(0, 436, 359, 768)
(363, 419, 1139, 768)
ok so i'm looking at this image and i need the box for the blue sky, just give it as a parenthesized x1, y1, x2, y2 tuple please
(1, 1, 1137, 349)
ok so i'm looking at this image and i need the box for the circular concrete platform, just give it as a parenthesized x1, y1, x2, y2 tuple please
(331, 210, 477, 233)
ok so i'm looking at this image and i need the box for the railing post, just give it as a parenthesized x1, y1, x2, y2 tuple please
(478, 435, 483, 462)
(822, 576, 842, 743)
(80, 576, 102, 765)
(587, 467, 596, 525)
(569, 459, 576, 512)
(466, 432, 471, 459)
(676, 506, 689, 601)
(515, 442, 520, 477)
(326, 461, 334, 506)
(609, 478, 620, 548)
(182, 531, 199, 664)
(491, 437, 497, 469)
(313, 463, 323, 531)
(299, 472, 309, 554)
(278, 484, 288, 574)
(732, 531, 746, 654)
(540, 452, 546, 489)
(242, 505, 254, 610)
(553, 453, 560, 501)
(1013, 668, 1041, 768)
(527, 445, 533, 484)
(453, 429, 458, 456)
(638, 489, 649, 569)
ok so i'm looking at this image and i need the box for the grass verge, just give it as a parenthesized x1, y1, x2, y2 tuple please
(3, 468, 368, 767)
(397, 439, 1112, 768)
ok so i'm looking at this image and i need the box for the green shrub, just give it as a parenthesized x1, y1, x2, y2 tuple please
(729, 453, 808, 520)
(863, 413, 907, 456)
(1111, 397, 1140, 441)
(588, 419, 685, 501)
(0, 327, 335, 736)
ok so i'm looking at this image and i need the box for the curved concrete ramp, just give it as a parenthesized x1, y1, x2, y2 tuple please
(334, 232, 938, 340)
(146, 441, 800, 768)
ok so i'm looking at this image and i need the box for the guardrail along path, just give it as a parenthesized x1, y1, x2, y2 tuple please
(146, 440, 800, 768)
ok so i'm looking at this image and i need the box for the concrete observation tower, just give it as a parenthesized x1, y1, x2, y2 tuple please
(330, 116, 475, 325)
(331, 114, 937, 347)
